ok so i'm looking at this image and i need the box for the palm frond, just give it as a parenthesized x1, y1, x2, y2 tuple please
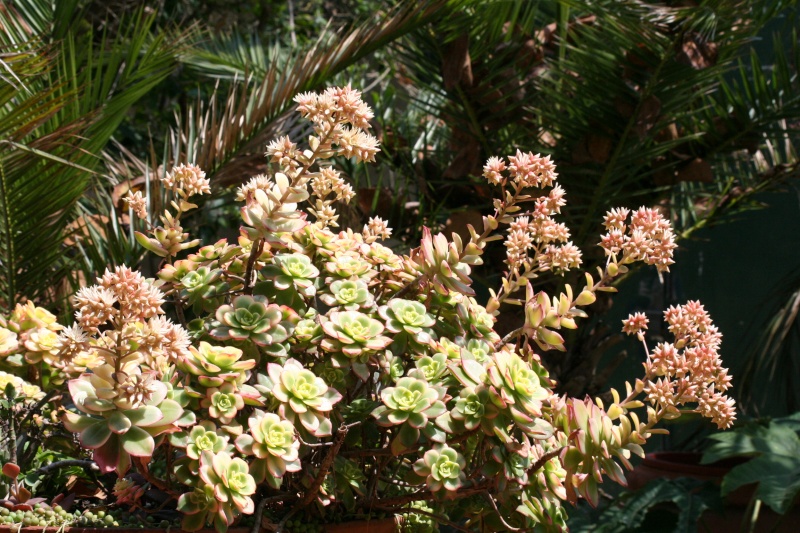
(388, 0, 800, 247)
(108, 0, 450, 189)
(739, 271, 800, 414)
(0, 2, 192, 311)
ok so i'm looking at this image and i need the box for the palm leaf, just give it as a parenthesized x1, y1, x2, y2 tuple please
(385, 0, 800, 247)
(0, 1, 192, 311)
(107, 0, 450, 189)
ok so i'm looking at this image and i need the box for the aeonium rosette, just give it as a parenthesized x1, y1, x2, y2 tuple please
(179, 341, 255, 387)
(260, 358, 343, 437)
(210, 295, 300, 356)
(178, 451, 256, 532)
(372, 376, 448, 454)
(379, 298, 437, 345)
(240, 174, 308, 243)
(412, 444, 467, 494)
(486, 349, 555, 441)
(63, 366, 192, 475)
(320, 310, 392, 380)
(235, 409, 301, 488)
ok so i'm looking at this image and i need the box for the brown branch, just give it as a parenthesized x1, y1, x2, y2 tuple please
(133, 457, 179, 497)
(530, 447, 563, 474)
(368, 480, 493, 508)
(391, 275, 423, 300)
(342, 428, 478, 459)
(173, 296, 188, 329)
(251, 497, 268, 533)
(298, 424, 349, 508)
(379, 506, 470, 532)
(243, 238, 265, 295)
(33, 460, 98, 475)
(483, 491, 521, 531)
(340, 447, 407, 458)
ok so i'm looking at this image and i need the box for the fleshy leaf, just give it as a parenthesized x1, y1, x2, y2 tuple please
(81, 421, 112, 449)
(125, 405, 163, 427)
(108, 411, 132, 435)
(121, 426, 156, 457)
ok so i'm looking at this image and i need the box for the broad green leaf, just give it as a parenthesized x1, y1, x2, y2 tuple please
(721, 454, 800, 514)
(124, 405, 163, 427)
(107, 411, 132, 435)
(156, 399, 184, 426)
(121, 426, 156, 457)
(80, 421, 112, 449)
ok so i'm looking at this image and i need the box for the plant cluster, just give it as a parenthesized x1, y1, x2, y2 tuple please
(0, 86, 735, 532)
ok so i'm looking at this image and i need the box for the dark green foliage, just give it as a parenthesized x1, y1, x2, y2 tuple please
(0, 0, 190, 311)
(703, 414, 800, 515)
(568, 478, 722, 533)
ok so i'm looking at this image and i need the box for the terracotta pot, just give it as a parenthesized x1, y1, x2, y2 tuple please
(324, 517, 399, 533)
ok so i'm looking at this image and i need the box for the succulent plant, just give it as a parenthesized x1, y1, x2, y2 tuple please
(413, 444, 467, 493)
(409, 353, 448, 382)
(235, 410, 301, 488)
(194, 451, 256, 531)
(181, 421, 230, 460)
(558, 398, 644, 505)
(179, 267, 223, 308)
(269, 254, 320, 297)
(455, 298, 498, 340)
(486, 441, 535, 489)
(240, 175, 308, 243)
(211, 295, 299, 353)
(365, 241, 403, 271)
(22, 327, 60, 364)
(323, 251, 374, 281)
(0, 327, 18, 356)
(379, 298, 436, 344)
(177, 485, 221, 532)
(320, 311, 392, 380)
(319, 279, 373, 310)
(135, 215, 200, 258)
(35, 86, 736, 531)
(202, 383, 245, 424)
(264, 358, 343, 437)
(407, 227, 482, 296)
(9, 301, 59, 331)
(320, 311, 391, 357)
(487, 350, 551, 429)
(63, 372, 189, 475)
(450, 387, 495, 431)
(463, 338, 493, 363)
(180, 342, 256, 387)
(372, 376, 447, 454)
(429, 337, 463, 360)
(293, 318, 322, 344)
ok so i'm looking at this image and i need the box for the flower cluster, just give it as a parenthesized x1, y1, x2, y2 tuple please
(132, 164, 210, 258)
(18, 86, 737, 532)
(623, 302, 735, 429)
(161, 163, 211, 197)
(600, 206, 677, 273)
